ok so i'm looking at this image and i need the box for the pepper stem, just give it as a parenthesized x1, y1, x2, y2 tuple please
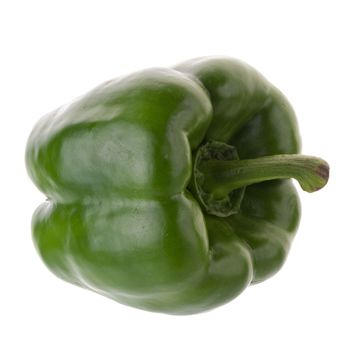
(200, 154, 329, 199)
(191, 141, 329, 217)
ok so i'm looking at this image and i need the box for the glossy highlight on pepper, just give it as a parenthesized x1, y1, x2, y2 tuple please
(26, 57, 329, 314)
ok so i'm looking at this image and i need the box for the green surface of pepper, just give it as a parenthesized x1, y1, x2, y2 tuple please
(26, 57, 329, 314)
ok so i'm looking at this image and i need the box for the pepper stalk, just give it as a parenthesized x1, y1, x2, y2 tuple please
(192, 141, 329, 217)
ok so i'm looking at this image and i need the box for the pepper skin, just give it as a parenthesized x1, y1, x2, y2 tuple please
(26, 57, 329, 314)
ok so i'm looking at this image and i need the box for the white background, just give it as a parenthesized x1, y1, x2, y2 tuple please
(1, 1, 349, 349)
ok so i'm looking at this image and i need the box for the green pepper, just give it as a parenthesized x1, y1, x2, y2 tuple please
(26, 57, 329, 315)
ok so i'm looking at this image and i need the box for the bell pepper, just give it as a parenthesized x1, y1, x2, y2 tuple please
(26, 56, 329, 315)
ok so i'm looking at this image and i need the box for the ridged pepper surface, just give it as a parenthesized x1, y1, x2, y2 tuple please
(26, 57, 329, 314)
